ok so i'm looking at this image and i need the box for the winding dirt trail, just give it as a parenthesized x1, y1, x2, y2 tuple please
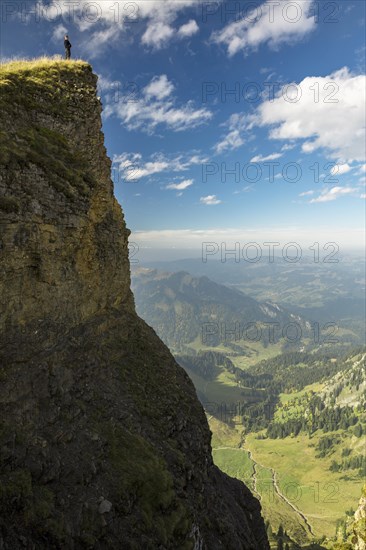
(247, 450, 261, 501)
(270, 468, 315, 537)
(243, 437, 314, 537)
(213, 443, 315, 537)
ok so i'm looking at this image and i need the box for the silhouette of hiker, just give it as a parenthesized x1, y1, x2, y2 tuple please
(64, 35, 72, 60)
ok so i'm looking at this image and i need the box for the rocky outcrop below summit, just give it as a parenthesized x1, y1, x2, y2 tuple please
(353, 487, 366, 550)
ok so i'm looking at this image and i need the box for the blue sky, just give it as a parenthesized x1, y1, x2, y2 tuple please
(1, 0, 365, 254)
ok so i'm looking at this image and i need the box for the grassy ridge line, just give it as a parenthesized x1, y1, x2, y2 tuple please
(0, 56, 88, 71)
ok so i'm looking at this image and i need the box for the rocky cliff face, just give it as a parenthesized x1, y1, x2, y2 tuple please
(0, 59, 269, 550)
(353, 486, 366, 550)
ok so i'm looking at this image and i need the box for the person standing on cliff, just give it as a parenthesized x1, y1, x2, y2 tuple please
(64, 35, 72, 60)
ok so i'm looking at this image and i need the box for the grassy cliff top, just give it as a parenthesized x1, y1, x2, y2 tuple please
(0, 57, 95, 115)
(0, 57, 91, 80)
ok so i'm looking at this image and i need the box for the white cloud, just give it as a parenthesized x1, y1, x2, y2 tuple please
(211, 0, 316, 57)
(139, 2, 200, 49)
(299, 190, 314, 196)
(233, 185, 254, 194)
(360, 194, 366, 199)
(105, 74, 212, 133)
(250, 153, 282, 162)
(178, 19, 199, 37)
(142, 22, 174, 49)
(215, 131, 244, 154)
(166, 179, 194, 190)
(113, 152, 170, 181)
(187, 154, 208, 165)
(84, 25, 121, 52)
(212, 67, 365, 164)
(113, 151, 207, 181)
(260, 67, 274, 75)
(143, 75, 175, 100)
(281, 143, 296, 151)
(214, 113, 248, 154)
(130, 227, 366, 250)
(97, 75, 123, 98)
(52, 24, 68, 42)
(330, 163, 352, 176)
(252, 67, 366, 163)
(200, 195, 222, 205)
(309, 186, 357, 203)
(38, 0, 201, 53)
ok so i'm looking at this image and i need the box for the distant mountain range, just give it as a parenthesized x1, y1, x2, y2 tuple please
(140, 256, 366, 316)
(131, 267, 309, 351)
(137, 257, 366, 348)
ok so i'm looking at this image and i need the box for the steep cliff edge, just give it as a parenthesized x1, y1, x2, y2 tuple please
(353, 486, 366, 550)
(0, 59, 269, 550)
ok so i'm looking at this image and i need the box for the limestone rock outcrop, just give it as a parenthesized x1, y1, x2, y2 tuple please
(353, 486, 366, 550)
